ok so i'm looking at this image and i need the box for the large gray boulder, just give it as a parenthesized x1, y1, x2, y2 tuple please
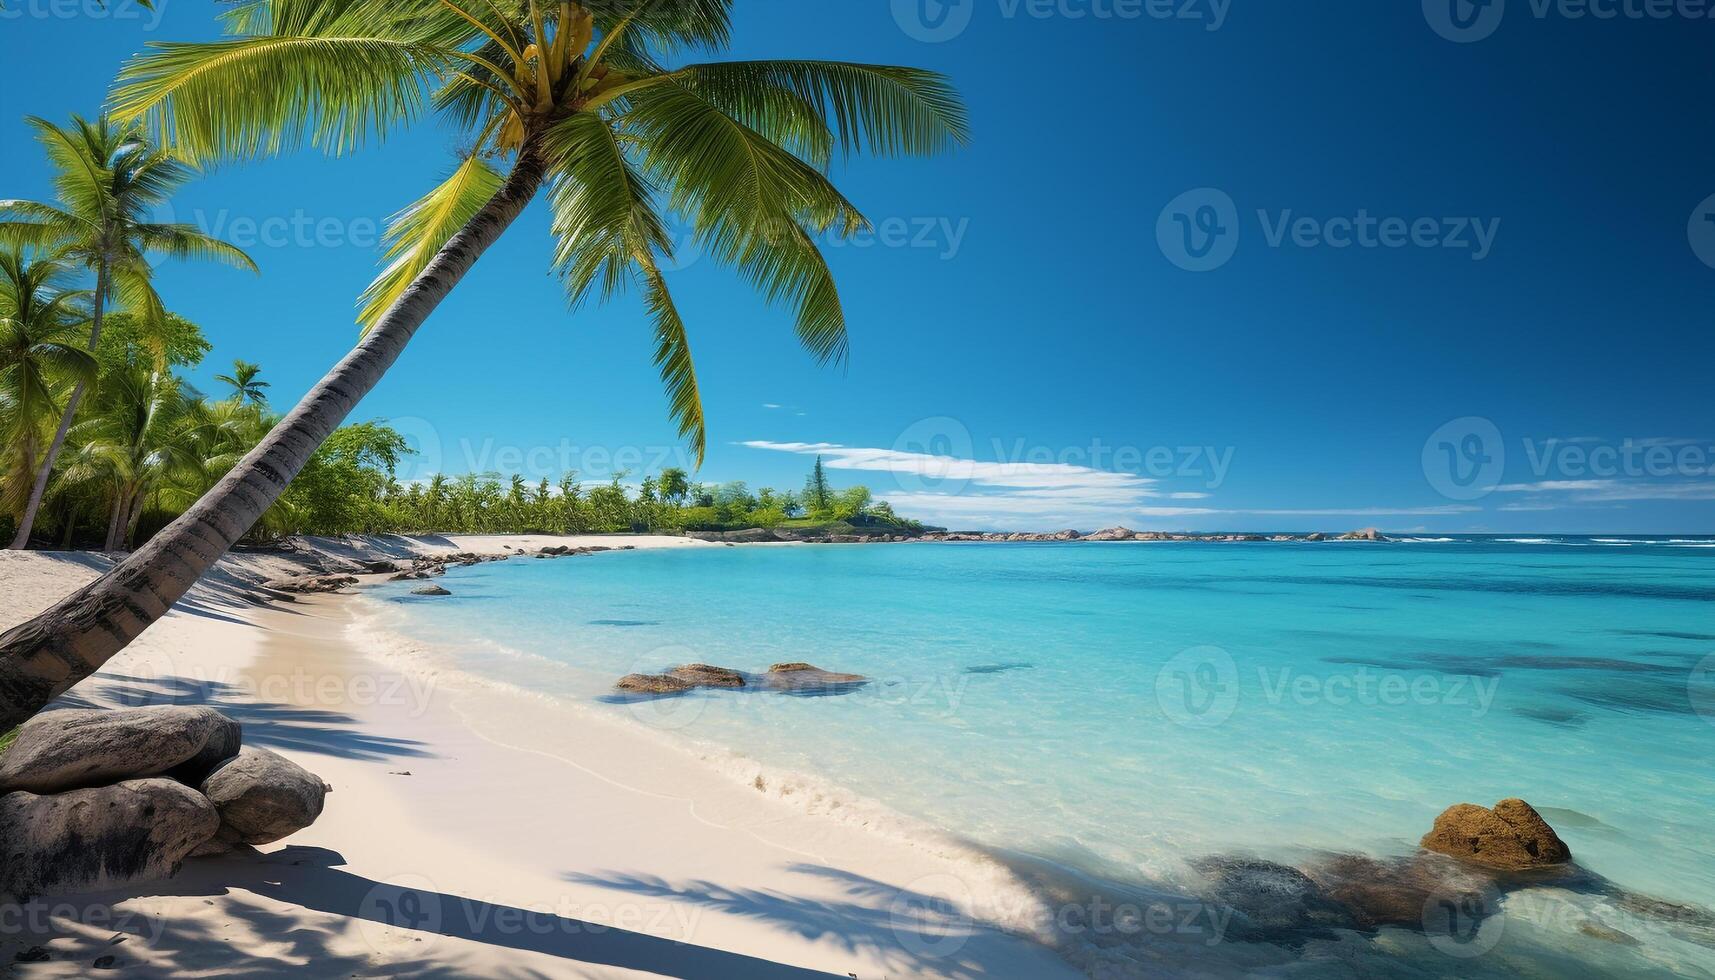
(0, 778, 219, 897)
(199, 746, 330, 846)
(0, 706, 241, 795)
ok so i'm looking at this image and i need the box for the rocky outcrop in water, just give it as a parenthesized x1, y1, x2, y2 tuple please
(1191, 856, 1359, 940)
(614, 662, 869, 697)
(616, 673, 694, 695)
(763, 663, 869, 694)
(1420, 798, 1571, 870)
(667, 664, 746, 688)
(410, 584, 452, 596)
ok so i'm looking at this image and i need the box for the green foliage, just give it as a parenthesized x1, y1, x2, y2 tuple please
(803, 453, 832, 517)
(95, 312, 211, 372)
(0, 250, 97, 524)
(0, 726, 16, 758)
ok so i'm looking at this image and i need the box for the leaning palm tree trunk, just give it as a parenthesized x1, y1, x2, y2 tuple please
(9, 266, 107, 550)
(0, 142, 547, 730)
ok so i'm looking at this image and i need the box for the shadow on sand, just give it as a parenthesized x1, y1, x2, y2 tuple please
(10, 846, 842, 978)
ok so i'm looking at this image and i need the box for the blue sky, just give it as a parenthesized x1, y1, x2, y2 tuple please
(2, 0, 1712, 532)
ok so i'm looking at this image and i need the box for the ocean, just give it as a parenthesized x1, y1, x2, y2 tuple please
(355, 536, 1715, 977)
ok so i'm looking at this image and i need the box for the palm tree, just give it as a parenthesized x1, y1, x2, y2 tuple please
(214, 358, 270, 406)
(59, 368, 206, 551)
(0, 115, 257, 549)
(0, 0, 966, 728)
(0, 251, 98, 533)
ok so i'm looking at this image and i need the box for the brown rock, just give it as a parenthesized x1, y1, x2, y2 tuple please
(763, 663, 868, 693)
(1420, 798, 1571, 870)
(616, 674, 693, 695)
(667, 664, 746, 688)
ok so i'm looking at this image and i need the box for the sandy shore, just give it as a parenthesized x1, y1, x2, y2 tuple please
(0, 537, 1078, 978)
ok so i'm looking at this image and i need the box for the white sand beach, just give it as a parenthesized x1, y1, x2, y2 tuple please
(0, 538, 1079, 978)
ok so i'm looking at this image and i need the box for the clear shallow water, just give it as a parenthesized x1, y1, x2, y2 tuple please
(360, 537, 1715, 976)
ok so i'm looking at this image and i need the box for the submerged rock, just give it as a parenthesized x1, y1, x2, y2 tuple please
(410, 584, 452, 596)
(1580, 921, 1642, 946)
(1191, 856, 1359, 940)
(0, 706, 241, 795)
(199, 746, 330, 847)
(762, 663, 868, 693)
(1420, 798, 1571, 870)
(0, 778, 218, 897)
(1304, 852, 1494, 931)
(616, 673, 694, 695)
(667, 664, 746, 688)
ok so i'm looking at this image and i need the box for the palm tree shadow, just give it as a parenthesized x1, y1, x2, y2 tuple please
(47, 673, 433, 763)
(88, 846, 841, 978)
(562, 863, 1023, 977)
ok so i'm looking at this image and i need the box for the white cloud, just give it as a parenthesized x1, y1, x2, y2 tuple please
(746, 438, 1480, 530)
(1495, 480, 1614, 493)
(1494, 478, 1715, 502)
(742, 440, 1158, 493)
(761, 403, 783, 410)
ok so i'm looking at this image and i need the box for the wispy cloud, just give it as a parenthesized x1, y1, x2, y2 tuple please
(742, 441, 1157, 493)
(743, 439, 1476, 530)
(1136, 505, 1480, 518)
(1495, 478, 1715, 502)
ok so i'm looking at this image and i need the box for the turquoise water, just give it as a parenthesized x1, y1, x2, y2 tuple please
(363, 538, 1715, 976)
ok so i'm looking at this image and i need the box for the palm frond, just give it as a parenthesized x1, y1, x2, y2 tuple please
(637, 259, 705, 466)
(135, 224, 259, 273)
(622, 80, 864, 364)
(674, 61, 969, 161)
(111, 34, 450, 163)
(543, 112, 670, 307)
(358, 153, 504, 330)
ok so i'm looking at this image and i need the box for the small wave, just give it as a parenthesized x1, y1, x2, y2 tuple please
(1396, 537, 1456, 543)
